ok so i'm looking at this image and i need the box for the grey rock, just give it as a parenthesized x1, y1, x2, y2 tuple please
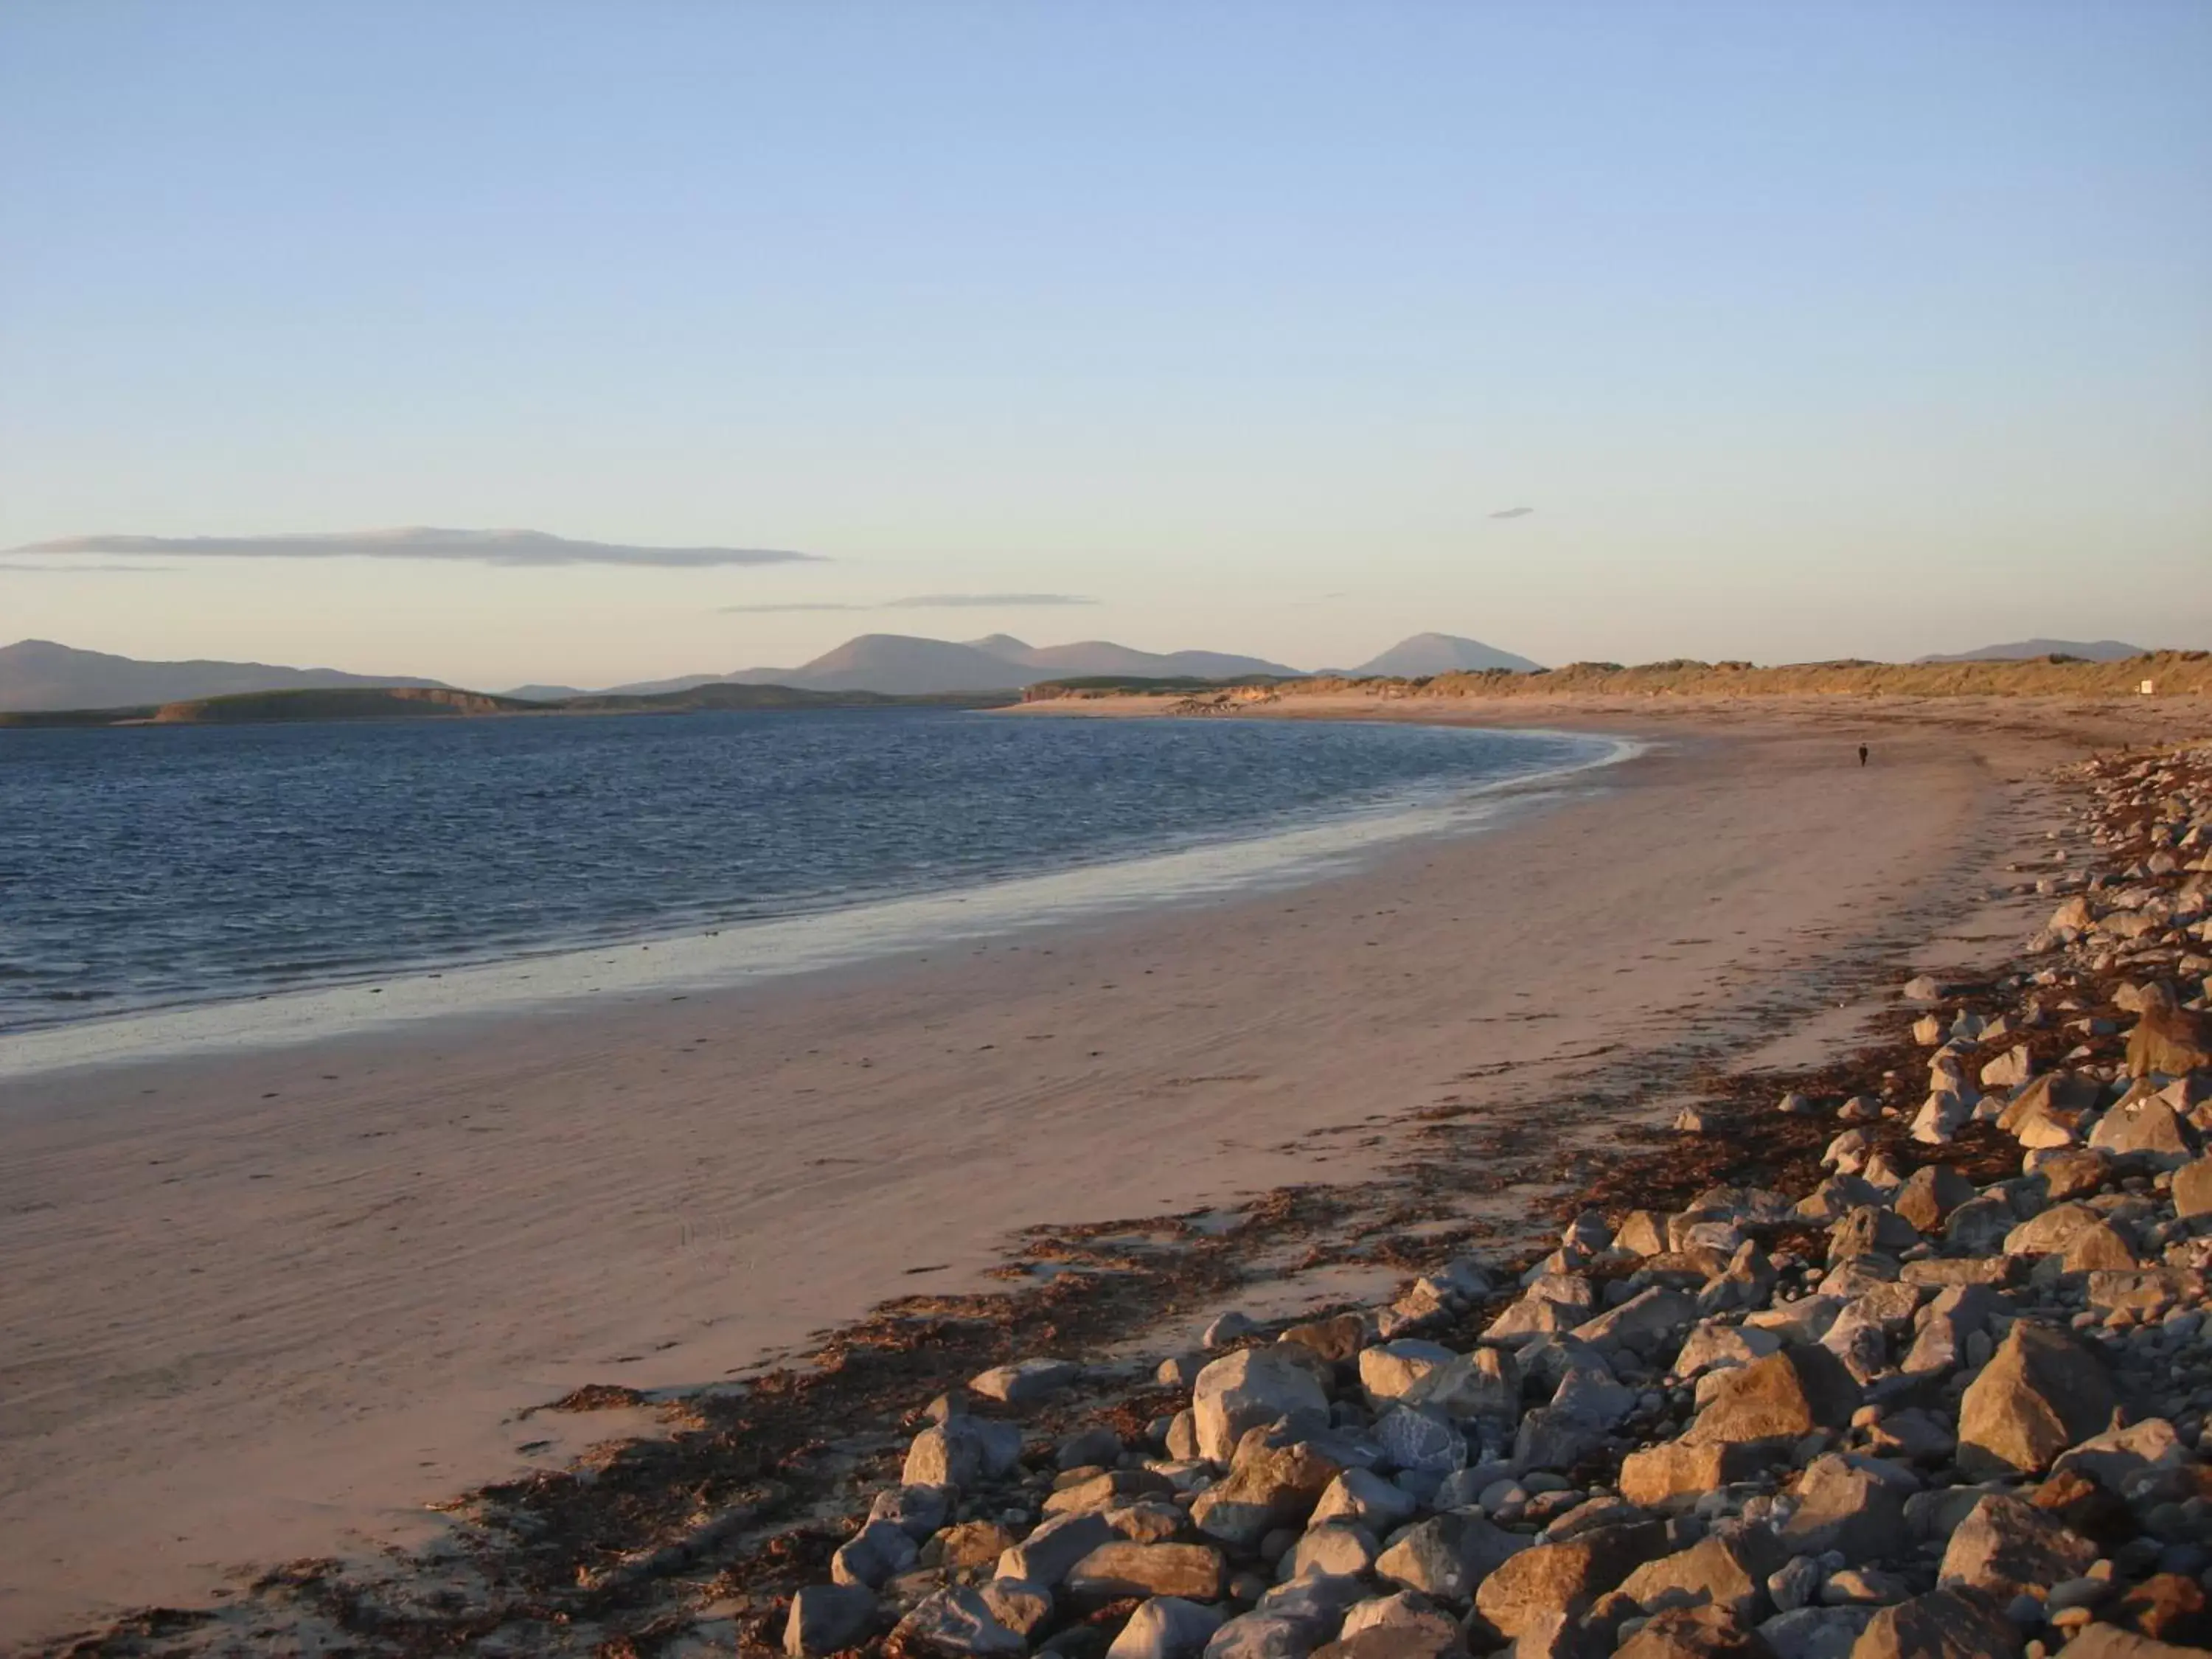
(1337, 1591, 1461, 1646)
(1315, 1623, 1460, 1659)
(2051, 1416, 2190, 1491)
(1500, 1613, 1600, 1658)
(2089, 1094, 2199, 1167)
(1615, 1533, 1772, 1622)
(938, 1522, 1021, 1575)
(1899, 1284, 2008, 1377)
(1768, 1556, 1822, 1614)
(1618, 1441, 1775, 1508)
(892, 1586, 1029, 1658)
(2051, 1626, 2210, 1658)
(1060, 1427, 1125, 1472)
(1485, 1276, 1599, 1341)
(1683, 1344, 1860, 1447)
(1110, 1598, 1229, 1659)
(1105, 1498, 1187, 1547)
(1864, 1406, 1955, 1464)
(1360, 1343, 1517, 1422)
(1828, 1208, 1921, 1263)
(1572, 1287, 1697, 1358)
(1942, 1195, 2020, 1254)
(1901, 1483, 2007, 1545)
(1955, 1321, 2117, 1478)
(972, 1358, 1082, 1404)
(1192, 1436, 1350, 1548)
(1818, 1568, 1910, 1607)
(2171, 1157, 2212, 1218)
(1800, 1176, 1888, 1224)
(1358, 1340, 1458, 1405)
(1158, 1353, 1206, 1389)
(2004, 1202, 2121, 1259)
(1046, 1470, 1175, 1520)
(1937, 1493, 2097, 1602)
(1756, 1605, 1873, 1659)
(787, 1584, 878, 1657)
(905, 1418, 1026, 1489)
(1512, 1405, 1604, 1474)
(1537, 1500, 1641, 1548)
(1378, 1280, 1454, 1340)
(1279, 1522, 1380, 1583)
(1000, 1512, 1119, 1587)
(872, 1483, 955, 1540)
(1194, 1349, 1332, 1463)
(1374, 1408, 1466, 1475)
(1310, 1467, 1420, 1532)
(1893, 1167, 1977, 1234)
(1773, 1455, 1916, 1565)
(1473, 1520, 1666, 1638)
(1068, 1543, 1229, 1603)
(1201, 1615, 1312, 1659)
(1674, 1323, 1784, 1382)
(1845, 1585, 2021, 1658)
(981, 1579, 1055, 1642)
(1166, 1410, 1202, 1461)
(1374, 1512, 1528, 1599)
(1549, 1366, 1639, 1429)
(1205, 1577, 1371, 1659)
(833, 1518, 922, 1589)
(1207, 1312, 1260, 1346)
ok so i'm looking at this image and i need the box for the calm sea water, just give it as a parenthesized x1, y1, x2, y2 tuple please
(0, 710, 1606, 1032)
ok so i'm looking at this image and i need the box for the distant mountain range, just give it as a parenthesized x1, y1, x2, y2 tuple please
(1914, 639, 2149, 664)
(1, 630, 1546, 710)
(1335, 633, 1545, 677)
(504, 634, 1315, 700)
(18, 632, 2190, 713)
(0, 639, 446, 712)
(723, 633, 1304, 695)
(507, 631, 1540, 700)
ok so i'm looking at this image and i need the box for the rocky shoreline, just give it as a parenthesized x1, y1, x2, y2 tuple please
(59, 739, 2212, 1658)
(770, 742, 2212, 1659)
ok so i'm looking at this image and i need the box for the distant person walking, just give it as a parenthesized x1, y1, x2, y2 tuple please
(1858, 745, 1869, 767)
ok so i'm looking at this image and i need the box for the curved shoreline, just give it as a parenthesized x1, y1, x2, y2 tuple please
(0, 698, 2169, 1646)
(0, 726, 1635, 1082)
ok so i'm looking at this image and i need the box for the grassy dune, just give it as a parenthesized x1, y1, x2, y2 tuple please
(1342, 649, 2212, 698)
(1034, 649, 2212, 703)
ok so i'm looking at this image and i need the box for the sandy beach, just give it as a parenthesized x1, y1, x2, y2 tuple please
(1, 695, 2202, 1646)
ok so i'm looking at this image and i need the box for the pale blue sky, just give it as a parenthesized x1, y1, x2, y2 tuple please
(3, 1, 2206, 686)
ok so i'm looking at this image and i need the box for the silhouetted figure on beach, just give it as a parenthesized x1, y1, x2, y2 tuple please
(1859, 745, 1869, 767)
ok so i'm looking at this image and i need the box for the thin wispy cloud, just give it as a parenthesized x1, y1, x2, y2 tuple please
(1489, 507, 1536, 520)
(9, 527, 822, 569)
(0, 560, 178, 574)
(721, 592, 1096, 614)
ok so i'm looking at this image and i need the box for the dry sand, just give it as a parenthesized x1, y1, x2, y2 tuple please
(0, 695, 2200, 1644)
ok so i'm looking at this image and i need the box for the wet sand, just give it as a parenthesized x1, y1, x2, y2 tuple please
(0, 698, 2188, 1644)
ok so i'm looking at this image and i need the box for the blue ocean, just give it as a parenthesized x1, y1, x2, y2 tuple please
(0, 711, 1608, 1031)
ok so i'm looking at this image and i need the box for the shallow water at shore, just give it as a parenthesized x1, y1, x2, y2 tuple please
(0, 721, 1632, 1077)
